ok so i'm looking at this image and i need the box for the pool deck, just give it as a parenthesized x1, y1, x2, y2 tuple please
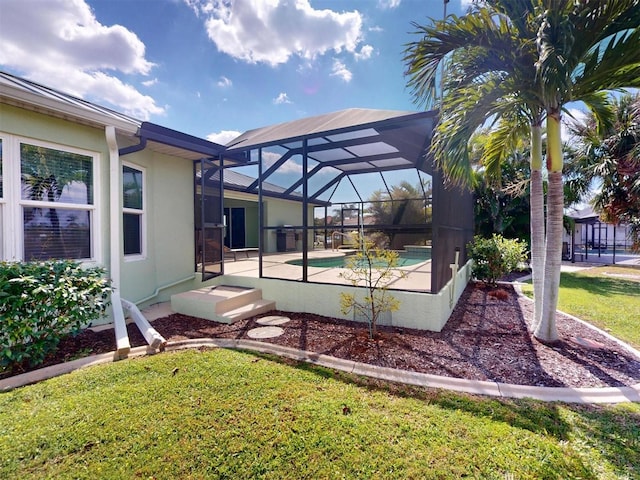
(222, 249, 432, 292)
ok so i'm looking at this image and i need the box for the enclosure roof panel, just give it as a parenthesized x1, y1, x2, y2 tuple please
(224, 108, 437, 186)
(225, 108, 434, 151)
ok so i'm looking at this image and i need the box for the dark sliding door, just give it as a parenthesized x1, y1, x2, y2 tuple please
(224, 207, 246, 249)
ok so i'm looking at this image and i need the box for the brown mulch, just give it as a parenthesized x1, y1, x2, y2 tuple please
(4, 282, 640, 388)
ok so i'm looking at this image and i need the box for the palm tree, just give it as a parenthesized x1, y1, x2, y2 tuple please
(567, 93, 640, 251)
(534, 0, 640, 342)
(368, 180, 432, 248)
(470, 131, 532, 243)
(404, 0, 548, 333)
(405, 0, 640, 342)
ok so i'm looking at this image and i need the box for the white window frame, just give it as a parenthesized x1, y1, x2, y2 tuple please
(122, 162, 146, 261)
(0, 135, 5, 260)
(0, 133, 101, 264)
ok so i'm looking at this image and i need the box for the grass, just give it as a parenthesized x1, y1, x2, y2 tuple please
(521, 265, 640, 348)
(1, 349, 639, 479)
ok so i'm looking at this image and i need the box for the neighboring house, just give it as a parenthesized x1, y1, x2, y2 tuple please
(564, 206, 636, 263)
(1, 71, 474, 334)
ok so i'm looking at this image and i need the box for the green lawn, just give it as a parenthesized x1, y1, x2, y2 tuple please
(1, 349, 639, 479)
(521, 265, 640, 348)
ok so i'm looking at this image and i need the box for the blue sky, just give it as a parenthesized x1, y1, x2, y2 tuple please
(0, 0, 471, 145)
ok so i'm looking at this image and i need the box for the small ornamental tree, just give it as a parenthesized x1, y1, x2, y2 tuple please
(467, 234, 528, 285)
(0, 260, 112, 373)
(339, 234, 406, 339)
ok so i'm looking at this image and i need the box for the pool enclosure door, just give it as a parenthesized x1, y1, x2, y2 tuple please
(195, 159, 225, 281)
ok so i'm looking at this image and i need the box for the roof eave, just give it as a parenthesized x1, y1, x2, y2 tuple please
(0, 82, 140, 135)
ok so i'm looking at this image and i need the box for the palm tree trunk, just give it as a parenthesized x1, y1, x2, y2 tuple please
(529, 124, 545, 332)
(535, 114, 563, 343)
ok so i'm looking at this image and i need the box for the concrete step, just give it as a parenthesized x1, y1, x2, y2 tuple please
(171, 285, 275, 324)
(219, 299, 276, 323)
(214, 287, 263, 314)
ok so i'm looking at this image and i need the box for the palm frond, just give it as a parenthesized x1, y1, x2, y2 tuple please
(404, 4, 536, 108)
(573, 91, 616, 136)
(482, 113, 532, 186)
(572, 29, 640, 98)
(571, 0, 640, 60)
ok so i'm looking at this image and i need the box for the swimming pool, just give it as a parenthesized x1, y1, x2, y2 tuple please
(286, 252, 430, 269)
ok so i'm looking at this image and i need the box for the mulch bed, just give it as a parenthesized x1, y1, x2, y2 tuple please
(4, 282, 640, 389)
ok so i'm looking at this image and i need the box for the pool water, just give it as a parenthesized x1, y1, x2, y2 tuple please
(286, 253, 429, 269)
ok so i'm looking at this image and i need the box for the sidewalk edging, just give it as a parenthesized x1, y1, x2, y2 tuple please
(2, 338, 638, 404)
(512, 280, 640, 360)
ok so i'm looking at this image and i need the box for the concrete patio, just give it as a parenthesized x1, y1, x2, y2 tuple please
(221, 249, 433, 292)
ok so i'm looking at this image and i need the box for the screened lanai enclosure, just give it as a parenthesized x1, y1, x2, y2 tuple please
(194, 108, 473, 294)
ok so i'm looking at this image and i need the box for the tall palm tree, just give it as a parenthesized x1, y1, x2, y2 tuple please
(534, 0, 640, 341)
(405, 0, 640, 342)
(404, 0, 548, 332)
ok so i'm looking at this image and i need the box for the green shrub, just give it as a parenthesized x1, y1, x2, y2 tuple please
(467, 234, 528, 285)
(0, 260, 112, 373)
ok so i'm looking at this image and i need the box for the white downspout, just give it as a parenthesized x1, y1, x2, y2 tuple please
(105, 126, 121, 293)
(105, 126, 131, 359)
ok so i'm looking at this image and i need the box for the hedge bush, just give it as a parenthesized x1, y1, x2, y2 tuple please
(467, 234, 528, 285)
(0, 260, 112, 373)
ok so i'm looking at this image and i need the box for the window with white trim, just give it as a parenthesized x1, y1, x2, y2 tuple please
(0, 137, 4, 259)
(122, 163, 145, 257)
(0, 134, 99, 262)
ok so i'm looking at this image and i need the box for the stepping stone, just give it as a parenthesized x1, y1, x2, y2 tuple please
(247, 326, 285, 339)
(256, 315, 291, 326)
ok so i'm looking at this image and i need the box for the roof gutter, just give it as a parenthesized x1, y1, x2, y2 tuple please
(119, 136, 147, 156)
(0, 82, 140, 135)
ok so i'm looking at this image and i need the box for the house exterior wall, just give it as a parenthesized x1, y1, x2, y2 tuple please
(262, 197, 315, 253)
(0, 104, 111, 267)
(119, 149, 195, 306)
(0, 103, 197, 317)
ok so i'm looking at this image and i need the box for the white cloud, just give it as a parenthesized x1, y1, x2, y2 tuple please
(206, 130, 242, 145)
(187, 0, 363, 66)
(142, 78, 158, 87)
(330, 59, 352, 82)
(262, 151, 302, 174)
(460, 0, 475, 11)
(217, 76, 232, 88)
(0, 0, 163, 119)
(369, 25, 384, 33)
(273, 92, 292, 105)
(378, 0, 401, 9)
(355, 44, 374, 61)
